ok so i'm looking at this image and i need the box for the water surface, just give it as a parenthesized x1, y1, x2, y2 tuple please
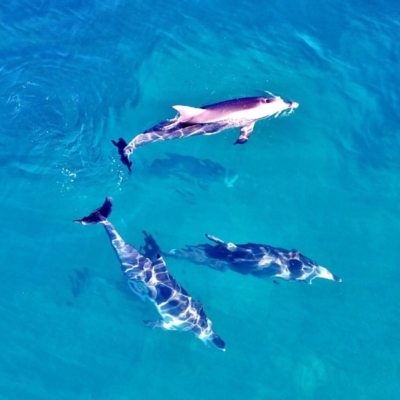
(0, 1, 399, 399)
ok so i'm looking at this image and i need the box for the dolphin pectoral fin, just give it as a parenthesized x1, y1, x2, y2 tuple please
(205, 234, 225, 245)
(144, 319, 167, 330)
(315, 266, 342, 283)
(234, 122, 255, 145)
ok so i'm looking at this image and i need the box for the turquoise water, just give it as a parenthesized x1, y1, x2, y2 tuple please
(1, 0, 399, 398)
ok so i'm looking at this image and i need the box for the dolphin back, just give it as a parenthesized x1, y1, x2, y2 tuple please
(202, 97, 265, 111)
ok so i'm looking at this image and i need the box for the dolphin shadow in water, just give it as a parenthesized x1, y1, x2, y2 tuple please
(143, 233, 342, 285)
(113, 95, 299, 171)
(146, 152, 235, 190)
(67, 267, 91, 305)
(74, 198, 225, 351)
(148, 152, 226, 180)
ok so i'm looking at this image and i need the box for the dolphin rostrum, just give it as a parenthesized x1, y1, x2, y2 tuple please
(114, 95, 299, 171)
(74, 198, 225, 351)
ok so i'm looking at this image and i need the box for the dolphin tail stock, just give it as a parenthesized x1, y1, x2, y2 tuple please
(74, 197, 113, 225)
(112, 138, 133, 173)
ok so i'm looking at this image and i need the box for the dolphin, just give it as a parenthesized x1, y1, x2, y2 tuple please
(142, 233, 341, 285)
(114, 95, 298, 171)
(74, 198, 225, 351)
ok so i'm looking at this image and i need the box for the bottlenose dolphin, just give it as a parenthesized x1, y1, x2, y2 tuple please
(143, 233, 341, 285)
(74, 199, 225, 351)
(114, 95, 298, 171)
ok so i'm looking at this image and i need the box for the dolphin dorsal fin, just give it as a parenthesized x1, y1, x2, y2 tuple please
(172, 105, 205, 123)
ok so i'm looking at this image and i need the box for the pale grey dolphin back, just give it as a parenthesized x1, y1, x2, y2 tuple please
(175, 97, 276, 124)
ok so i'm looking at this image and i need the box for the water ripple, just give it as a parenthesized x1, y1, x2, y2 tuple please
(0, 1, 156, 179)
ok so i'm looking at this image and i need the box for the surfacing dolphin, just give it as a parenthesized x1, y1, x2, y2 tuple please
(74, 198, 225, 351)
(114, 95, 299, 171)
(155, 234, 341, 285)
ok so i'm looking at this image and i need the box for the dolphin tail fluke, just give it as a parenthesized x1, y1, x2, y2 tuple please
(112, 138, 133, 173)
(74, 197, 113, 225)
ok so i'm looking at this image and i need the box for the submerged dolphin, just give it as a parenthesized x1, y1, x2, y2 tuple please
(143, 233, 341, 285)
(114, 95, 298, 171)
(74, 198, 225, 351)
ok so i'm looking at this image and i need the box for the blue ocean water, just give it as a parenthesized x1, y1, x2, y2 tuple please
(1, 0, 399, 398)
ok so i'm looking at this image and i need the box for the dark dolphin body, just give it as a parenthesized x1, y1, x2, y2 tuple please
(114, 95, 298, 171)
(74, 199, 225, 350)
(144, 233, 341, 285)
